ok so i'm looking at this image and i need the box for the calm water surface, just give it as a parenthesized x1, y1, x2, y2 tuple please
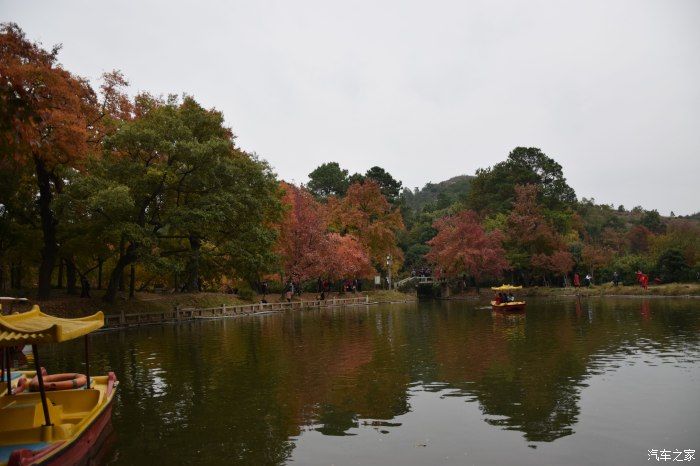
(36, 298, 700, 465)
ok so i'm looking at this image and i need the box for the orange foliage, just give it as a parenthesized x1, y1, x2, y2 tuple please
(0, 23, 99, 169)
(276, 183, 329, 281)
(626, 225, 651, 254)
(581, 244, 613, 274)
(328, 180, 404, 270)
(506, 184, 563, 255)
(531, 250, 574, 277)
(326, 233, 374, 279)
(276, 183, 376, 281)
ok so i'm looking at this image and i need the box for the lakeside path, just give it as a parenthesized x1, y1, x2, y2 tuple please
(1, 289, 416, 321)
(443, 282, 700, 299)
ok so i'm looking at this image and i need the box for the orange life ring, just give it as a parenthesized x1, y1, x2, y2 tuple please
(29, 373, 87, 391)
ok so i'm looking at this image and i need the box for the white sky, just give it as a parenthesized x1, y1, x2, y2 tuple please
(3, 0, 699, 214)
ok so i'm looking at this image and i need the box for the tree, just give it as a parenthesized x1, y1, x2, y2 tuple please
(656, 248, 689, 282)
(649, 219, 699, 270)
(276, 183, 330, 282)
(328, 180, 405, 273)
(505, 185, 563, 274)
(531, 250, 574, 286)
(640, 210, 666, 234)
(467, 147, 576, 213)
(0, 23, 101, 298)
(626, 225, 652, 254)
(426, 210, 508, 290)
(325, 233, 374, 280)
(70, 95, 281, 301)
(307, 162, 349, 198)
(156, 98, 281, 291)
(364, 166, 403, 203)
(581, 244, 613, 277)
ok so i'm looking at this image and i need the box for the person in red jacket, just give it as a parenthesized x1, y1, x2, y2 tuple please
(636, 271, 649, 289)
(573, 273, 580, 288)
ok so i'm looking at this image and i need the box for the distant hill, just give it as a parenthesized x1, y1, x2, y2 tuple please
(402, 175, 474, 212)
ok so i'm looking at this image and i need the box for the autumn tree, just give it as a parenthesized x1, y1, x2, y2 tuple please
(531, 250, 575, 286)
(328, 180, 405, 273)
(276, 183, 330, 282)
(325, 233, 374, 280)
(426, 210, 508, 291)
(626, 225, 652, 254)
(0, 23, 101, 298)
(581, 244, 613, 277)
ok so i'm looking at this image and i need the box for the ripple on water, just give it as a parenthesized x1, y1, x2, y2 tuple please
(25, 297, 700, 466)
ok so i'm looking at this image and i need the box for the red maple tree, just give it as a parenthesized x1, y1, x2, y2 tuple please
(426, 210, 509, 289)
(276, 183, 329, 282)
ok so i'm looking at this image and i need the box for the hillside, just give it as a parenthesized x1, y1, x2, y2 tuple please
(401, 175, 474, 212)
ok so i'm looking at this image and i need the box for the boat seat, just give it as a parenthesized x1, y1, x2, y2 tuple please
(0, 400, 43, 432)
(0, 393, 67, 432)
(47, 389, 100, 414)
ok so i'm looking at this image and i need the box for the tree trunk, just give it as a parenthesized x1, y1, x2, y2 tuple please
(129, 264, 136, 298)
(104, 244, 137, 303)
(56, 259, 64, 288)
(66, 259, 78, 295)
(97, 258, 103, 289)
(183, 234, 201, 292)
(35, 157, 58, 300)
(118, 240, 125, 292)
(11, 261, 22, 290)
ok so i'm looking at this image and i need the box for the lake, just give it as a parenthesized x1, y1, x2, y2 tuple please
(36, 297, 700, 465)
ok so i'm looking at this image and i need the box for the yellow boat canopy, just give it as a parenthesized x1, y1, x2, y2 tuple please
(0, 306, 104, 347)
(491, 285, 523, 291)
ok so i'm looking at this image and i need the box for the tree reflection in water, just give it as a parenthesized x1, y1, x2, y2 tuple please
(33, 298, 700, 465)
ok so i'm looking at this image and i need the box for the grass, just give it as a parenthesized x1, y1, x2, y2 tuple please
(519, 282, 700, 297)
(6, 290, 250, 318)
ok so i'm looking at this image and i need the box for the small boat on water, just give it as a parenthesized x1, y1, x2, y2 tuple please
(490, 285, 526, 312)
(0, 306, 117, 466)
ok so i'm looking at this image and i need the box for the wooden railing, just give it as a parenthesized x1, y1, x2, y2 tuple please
(102, 295, 371, 329)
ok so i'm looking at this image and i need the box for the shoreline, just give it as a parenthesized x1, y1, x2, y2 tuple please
(439, 283, 700, 300)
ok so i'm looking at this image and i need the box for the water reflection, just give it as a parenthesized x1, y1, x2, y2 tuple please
(32, 298, 700, 465)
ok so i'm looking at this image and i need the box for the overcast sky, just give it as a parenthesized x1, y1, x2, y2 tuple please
(4, 0, 699, 214)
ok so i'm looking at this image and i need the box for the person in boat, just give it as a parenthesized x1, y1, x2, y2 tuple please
(494, 292, 502, 304)
(507, 292, 515, 302)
